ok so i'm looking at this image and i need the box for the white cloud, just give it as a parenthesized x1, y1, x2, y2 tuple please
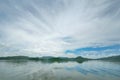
(0, 0, 120, 57)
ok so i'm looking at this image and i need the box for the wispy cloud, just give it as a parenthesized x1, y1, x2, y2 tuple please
(0, 0, 120, 57)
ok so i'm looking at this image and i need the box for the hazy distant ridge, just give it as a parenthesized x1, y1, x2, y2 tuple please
(97, 55, 120, 61)
(0, 56, 89, 63)
(0, 55, 120, 63)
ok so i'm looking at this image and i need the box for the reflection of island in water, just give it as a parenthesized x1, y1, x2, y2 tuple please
(0, 55, 120, 63)
(0, 57, 120, 80)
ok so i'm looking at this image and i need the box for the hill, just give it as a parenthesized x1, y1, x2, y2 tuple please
(97, 55, 120, 61)
(0, 55, 119, 63)
(0, 56, 89, 63)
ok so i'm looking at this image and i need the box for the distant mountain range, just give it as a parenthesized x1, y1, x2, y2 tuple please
(97, 55, 120, 61)
(0, 55, 120, 63)
(0, 56, 89, 63)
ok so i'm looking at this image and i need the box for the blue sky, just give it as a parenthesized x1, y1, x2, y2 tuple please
(0, 0, 120, 58)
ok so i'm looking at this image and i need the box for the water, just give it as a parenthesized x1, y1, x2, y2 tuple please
(0, 60, 120, 80)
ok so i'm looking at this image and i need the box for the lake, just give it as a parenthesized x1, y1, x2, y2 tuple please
(0, 60, 120, 80)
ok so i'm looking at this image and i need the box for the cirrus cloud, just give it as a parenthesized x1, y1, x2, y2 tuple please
(0, 0, 120, 58)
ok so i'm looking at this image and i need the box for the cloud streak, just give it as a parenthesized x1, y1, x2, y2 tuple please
(0, 0, 120, 57)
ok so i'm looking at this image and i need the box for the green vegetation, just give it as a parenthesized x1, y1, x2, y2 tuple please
(0, 56, 89, 63)
(0, 55, 119, 63)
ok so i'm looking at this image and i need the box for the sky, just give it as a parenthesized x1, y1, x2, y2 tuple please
(0, 0, 120, 58)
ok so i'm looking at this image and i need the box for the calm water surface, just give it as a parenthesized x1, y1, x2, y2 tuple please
(0, 60, 120, 80)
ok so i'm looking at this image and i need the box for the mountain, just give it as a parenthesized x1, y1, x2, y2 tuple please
(97, 55, 120, 61)
(0, 56, 29, 60)
(0, 56, 89, 63)
(0, 55, 119, 63)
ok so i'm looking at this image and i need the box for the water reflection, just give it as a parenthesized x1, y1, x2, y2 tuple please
(0, 60, 120, 80)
